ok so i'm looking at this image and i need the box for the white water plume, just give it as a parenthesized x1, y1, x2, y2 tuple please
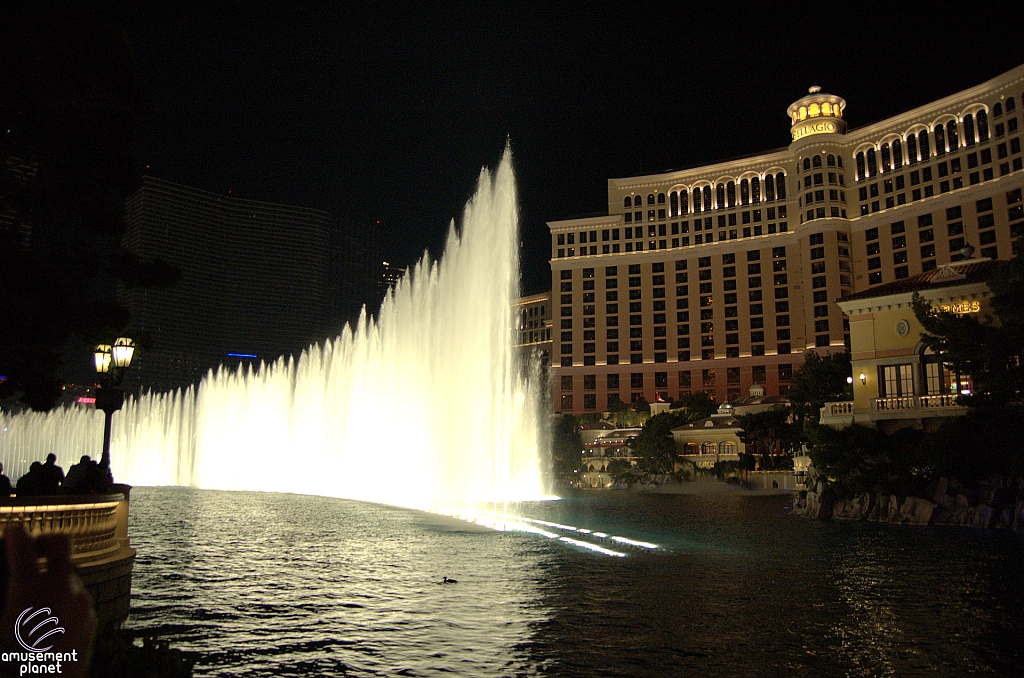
(1, 149, 548, 511)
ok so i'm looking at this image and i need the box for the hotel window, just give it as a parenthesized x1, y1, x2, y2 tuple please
(947, 120, 959, 151)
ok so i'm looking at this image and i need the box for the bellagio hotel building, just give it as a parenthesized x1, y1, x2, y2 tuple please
(548, 64, 1024, 414)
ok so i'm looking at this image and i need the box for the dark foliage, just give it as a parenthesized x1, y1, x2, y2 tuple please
(786, 350, 853, 423)
(670, 390, 717, 421)
(632, 409, 698, 474)
(912, 252, 1024, 411)
(550, 415, 582, 482)
(0, 5, 177, 410)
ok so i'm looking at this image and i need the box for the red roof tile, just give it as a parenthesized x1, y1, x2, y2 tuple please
(841, 259, 998, 302)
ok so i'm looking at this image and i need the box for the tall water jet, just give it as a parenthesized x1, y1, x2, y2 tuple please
(1, 149, 548, 511)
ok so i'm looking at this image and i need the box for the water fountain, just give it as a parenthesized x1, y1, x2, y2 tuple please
(1, 148, 549, 515)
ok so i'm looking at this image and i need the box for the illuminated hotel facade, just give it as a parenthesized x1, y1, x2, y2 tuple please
(548, 65, 1024, 414)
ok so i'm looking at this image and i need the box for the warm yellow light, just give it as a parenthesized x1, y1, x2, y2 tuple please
(112, 337, 135, 369)
(859, 373, 867, 385)
(94, 345, 112, 374)
(822, 102, 832, 116)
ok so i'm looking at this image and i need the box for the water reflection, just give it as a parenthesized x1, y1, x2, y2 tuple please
(127, 488, 1024, 677)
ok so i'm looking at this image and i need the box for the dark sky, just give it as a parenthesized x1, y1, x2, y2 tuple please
(128, 3, 1024, 296)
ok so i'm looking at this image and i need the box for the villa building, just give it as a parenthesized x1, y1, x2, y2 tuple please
(821, 256, 997, 433)
(671, 404, 745, 470)
(548, 65, 1024, 415)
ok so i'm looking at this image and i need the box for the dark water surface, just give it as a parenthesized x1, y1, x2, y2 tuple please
(126, 487, 1024, 677)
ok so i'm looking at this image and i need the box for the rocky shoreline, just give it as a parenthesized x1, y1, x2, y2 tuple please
(792, 474, 1024, 530)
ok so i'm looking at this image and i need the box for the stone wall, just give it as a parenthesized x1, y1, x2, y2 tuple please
(793, 473, 1024, 530)
(79, 551, 135, 626)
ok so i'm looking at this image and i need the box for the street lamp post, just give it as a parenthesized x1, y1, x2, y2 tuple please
(94, 337, 135, 470)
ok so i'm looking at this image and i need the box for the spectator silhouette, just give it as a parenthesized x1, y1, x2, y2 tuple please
(38, 453, 65, 494)
(62, 455, 91, 493)
(0, 464, 11, 497)
(79, 460, 113, 494)
(16, 462, 44, 496)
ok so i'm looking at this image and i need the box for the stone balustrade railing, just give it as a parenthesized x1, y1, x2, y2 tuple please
(0, 487, 135, 624)
(825, 401, 854, 416)
(0, 491, 127, 565)
(874, 395, 967, 412)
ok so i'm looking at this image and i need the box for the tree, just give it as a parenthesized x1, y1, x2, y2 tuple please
(737, 406, 796, 469)
(786, 350, 853, 424)
(911, 252, 1024, 411)
(551, 415, 583, 483)
(631, 409, 703, 474)
(671, 391, 717, 421)
(0, 6, 176, 410)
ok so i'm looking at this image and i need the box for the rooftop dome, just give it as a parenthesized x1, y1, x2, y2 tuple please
(786, 86, 847, 142)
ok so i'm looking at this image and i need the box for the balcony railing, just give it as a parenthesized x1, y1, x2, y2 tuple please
(872, 395, 968, 415)
(820, 401, 855, 426)
(919, 393, 964, 408)
(825, 401, 854, 416)
(874, 396, 916, 411)
(0, 490, 129, 566)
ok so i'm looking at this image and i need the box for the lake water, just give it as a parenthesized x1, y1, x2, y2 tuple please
(125, 487, 1024, 677)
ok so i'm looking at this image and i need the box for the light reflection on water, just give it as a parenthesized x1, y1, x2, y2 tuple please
(126, 487, 1024, 677)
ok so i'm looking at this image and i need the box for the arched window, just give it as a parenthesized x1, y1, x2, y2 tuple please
(727, 181, 736, 208)
(812, 155, 822, 168)
(775, 173, 787, 200)
(907, 134, 918, 164)
(703, 186, 712, 212)
(720, 441, 737, 455)
(856, 152, 866, 180)
(809, 103, 820, 116)
(751, 176, 761, 203)
(994, 102, 1003, 117)
(963, 113, 976, 147)
(685, 442, 698, 455)
(866, 148, 877, 176)
(934, 125, 945, 156)
(701, 441, 717, 455)
(740, 179, 750, 205)
(658, 192, 666, 204)
(680, 189, 689, 214)
(892, 138, 903, 169)
(837, 156, 843, 168)
(624, 196, 632, 208)
(946, 120, 959, 151)
(803, 158, 811, 171)
(798, 106, 807, 120)
(765, 174, 776, 201)
(822, 102, 832, 116)
(827, 154, 836, 167)
(977, 109, 989, 142)
(1007, 96, 1016, 112)
(716, 183, 726, 209)
(670, 191, 678, 217)
(647, 194, 655, 205)
(880, 143, 891, 173)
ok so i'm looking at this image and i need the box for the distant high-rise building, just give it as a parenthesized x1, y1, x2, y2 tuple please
(379, 260, 407, 296)
(120, 176, 379, 392)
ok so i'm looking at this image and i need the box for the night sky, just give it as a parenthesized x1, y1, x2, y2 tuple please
(128, 4, 1024, 296)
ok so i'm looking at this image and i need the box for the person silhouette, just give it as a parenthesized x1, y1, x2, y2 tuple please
(62, 456, 91, 493)
(0, 464, 11, 497)
(39, 453, 65, 493)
